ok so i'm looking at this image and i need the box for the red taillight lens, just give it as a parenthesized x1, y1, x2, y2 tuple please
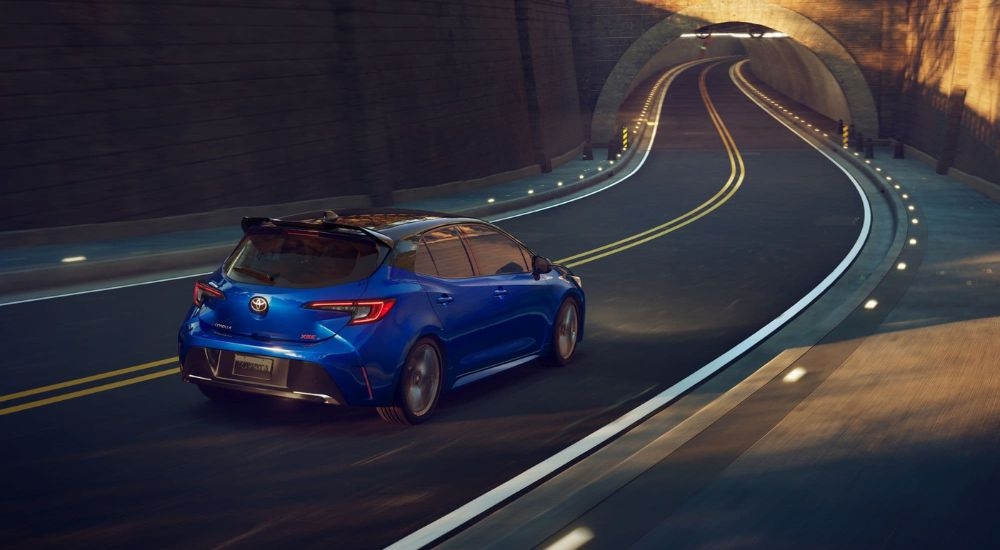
(193, 281, 225, 306)
(304, 299, 396, 325)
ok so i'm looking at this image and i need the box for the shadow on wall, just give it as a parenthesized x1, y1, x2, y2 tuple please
(899, 0, 1000, 184)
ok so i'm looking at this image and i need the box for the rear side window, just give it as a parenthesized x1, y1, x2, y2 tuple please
(417, 226, 474, 278)
(224, 229, 379, 288)
(458, 224, 530, 275)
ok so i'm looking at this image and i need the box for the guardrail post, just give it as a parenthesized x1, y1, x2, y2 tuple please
(893, 139, 905, 159)
(864, 138, 875, 159)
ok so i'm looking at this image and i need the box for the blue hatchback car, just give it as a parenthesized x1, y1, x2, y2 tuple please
(178, 209, 584, 424)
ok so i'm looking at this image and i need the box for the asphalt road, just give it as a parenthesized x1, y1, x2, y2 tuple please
(0, 61, 865, 549)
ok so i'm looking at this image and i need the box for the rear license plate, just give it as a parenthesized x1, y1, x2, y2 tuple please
(232, 354, 274, 380)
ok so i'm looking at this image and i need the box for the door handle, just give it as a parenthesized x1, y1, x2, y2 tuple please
(436, 294, 454, 305)
(493, 288, 508, 297)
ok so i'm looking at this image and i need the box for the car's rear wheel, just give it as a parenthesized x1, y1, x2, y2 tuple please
(377, 338, 443, 425)
(547, 297, 580, 367)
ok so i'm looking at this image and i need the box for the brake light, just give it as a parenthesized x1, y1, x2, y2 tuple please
(304, 299, 396, 325)
(193, 281, 225, 306)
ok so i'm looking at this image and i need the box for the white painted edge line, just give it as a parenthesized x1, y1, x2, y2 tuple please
(386, 60, 874, 550)
(0, 271, 212, 308)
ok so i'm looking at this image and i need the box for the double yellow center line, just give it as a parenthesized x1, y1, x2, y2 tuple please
(559, 61, 746, 269)
(0, 358, 178, 416)
(2, 62, 747, 417)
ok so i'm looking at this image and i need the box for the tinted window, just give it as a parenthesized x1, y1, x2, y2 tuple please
(225, 229, 379, 288)
(458, 224, 530, 276)
(419, 226, 474, 278)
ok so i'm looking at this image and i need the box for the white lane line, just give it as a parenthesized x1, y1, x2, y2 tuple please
(386, 60, 873, 550)
(0, 271, 211, 307)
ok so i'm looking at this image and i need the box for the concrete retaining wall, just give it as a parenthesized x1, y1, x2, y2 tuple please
(0, 0, 584, 231)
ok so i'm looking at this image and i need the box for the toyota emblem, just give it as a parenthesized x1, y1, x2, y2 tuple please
(249, 296, 269, 315)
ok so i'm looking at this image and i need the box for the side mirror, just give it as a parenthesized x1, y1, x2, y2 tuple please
(532, 256, 553, 280)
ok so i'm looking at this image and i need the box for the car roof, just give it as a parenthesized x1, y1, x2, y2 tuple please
(275, 208, 485, 241)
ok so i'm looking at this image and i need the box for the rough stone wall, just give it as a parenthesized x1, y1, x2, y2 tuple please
(900, 0, 1000, 182)
(952, 0, 1000, 182)
(0, 0, 584, 231)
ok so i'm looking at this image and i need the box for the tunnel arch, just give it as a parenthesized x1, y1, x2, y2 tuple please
(591, 3, 879, 145)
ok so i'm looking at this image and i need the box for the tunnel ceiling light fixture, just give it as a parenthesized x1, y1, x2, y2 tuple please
(680, 32, 788, 38)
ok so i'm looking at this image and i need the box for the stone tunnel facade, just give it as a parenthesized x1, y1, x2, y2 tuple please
(1, 0, 997, 231)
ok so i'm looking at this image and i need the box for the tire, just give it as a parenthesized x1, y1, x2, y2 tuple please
(377, 338, 444, 425)
(198, 384, 254, 403)
(547, 297, 580, 367)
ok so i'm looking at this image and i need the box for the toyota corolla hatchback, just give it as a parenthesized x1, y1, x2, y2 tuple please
(177, 209, 584, 424)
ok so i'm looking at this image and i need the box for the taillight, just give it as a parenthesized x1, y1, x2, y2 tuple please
(304, 299, 396, 325)
(193, 281, 225, 306)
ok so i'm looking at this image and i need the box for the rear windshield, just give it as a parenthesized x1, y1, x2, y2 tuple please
(224, 229, 381, 288)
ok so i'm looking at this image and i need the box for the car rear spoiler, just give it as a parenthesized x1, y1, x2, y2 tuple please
(240, 216, 394, 249)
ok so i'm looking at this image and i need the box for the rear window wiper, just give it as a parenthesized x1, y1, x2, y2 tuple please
(233, 266, 276, 283)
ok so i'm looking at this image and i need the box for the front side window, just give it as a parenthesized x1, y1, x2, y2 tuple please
(458, 224, 530, 276)
(224, 229, 379, 288)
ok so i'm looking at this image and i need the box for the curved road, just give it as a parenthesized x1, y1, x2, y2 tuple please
(0, 61, 865, 549)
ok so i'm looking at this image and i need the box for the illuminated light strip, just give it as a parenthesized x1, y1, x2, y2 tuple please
(0, 368, 177, 416)
(388, 59, 873, 550)
(680, 32, 789, 38)
(558, 61, 746, 268)
(0, 357, 177, 404)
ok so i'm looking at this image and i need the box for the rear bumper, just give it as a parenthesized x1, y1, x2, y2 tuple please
(180, 347, 350, 405)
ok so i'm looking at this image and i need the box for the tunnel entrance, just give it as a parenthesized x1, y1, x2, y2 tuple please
(590, 5, 878, 147)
